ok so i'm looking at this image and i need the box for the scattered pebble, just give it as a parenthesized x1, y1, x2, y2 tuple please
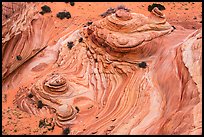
(75, 106, 80, 113)
(172, 25, 176, 29)
(91, 131, 98, 134)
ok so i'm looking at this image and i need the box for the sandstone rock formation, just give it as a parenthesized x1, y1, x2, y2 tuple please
(2, 3, 202, 135)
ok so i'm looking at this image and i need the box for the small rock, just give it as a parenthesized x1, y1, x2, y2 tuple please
(91, 131, 98, 134)
(172, 25, 176, 29)
(75, 106, 80, 113)
(43, 130, 47, 134)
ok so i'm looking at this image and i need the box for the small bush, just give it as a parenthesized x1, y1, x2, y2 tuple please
(78, 37, 83, 42)
(57, 11, 71, 19)
(39, 119, 45, 128)
(27, 93, 33, 98)
(148, 3, 165, 12)
(67, 41, 74, 49)
(116, 5, 130, 12)
(41, 5, 51, 13)
(100, 5, 130, 18)
(62, 128, 70, 135)
(37, 100, 43, 109)
(87, 21, 93, 26)
(100, 7, 116, 17)
(138, 62, 147, 68)
(16, 55, 22, 60)
(40, 5, 51, 15)
(70, 2, 75, 6)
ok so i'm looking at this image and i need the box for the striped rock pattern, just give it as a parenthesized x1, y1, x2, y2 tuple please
(11, 7, 202, 135)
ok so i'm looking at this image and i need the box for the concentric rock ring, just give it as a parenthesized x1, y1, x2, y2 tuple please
(87, 7, 173, 53)
(43, 73, 68, 95)
(56, 104, 77, 127)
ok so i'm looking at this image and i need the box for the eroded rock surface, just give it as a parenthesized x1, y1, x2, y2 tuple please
(2, 3, 202, 135)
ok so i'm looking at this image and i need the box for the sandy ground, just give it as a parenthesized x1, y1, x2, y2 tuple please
(37, 2, 202, 29)
(2, 2, 202, 135)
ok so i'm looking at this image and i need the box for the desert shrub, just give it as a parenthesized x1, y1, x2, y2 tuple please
(39, 5, 51, 15)
(39, 119, 45, 128)
(67, 41, 74, 49)
(70, 2, 75, 6)
(63, 128, 70, 135)
(138, 62, 147, 68)
(100, 7, 116, 17)
(87, 21, 93, 26)
(78, 37, 83, 42)
(148, 3, 165, 12)
(16, 55, 22, 60)
(27, 93, 33, 98)
(37, 100, 43, 108)
(56, 11, 71, 19)
(116, 5, 130, 12)
(100, 5, 130, 18)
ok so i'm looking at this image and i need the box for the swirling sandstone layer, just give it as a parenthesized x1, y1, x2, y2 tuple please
(2, 2, 60, 80)
(2, 4, 202, 135)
